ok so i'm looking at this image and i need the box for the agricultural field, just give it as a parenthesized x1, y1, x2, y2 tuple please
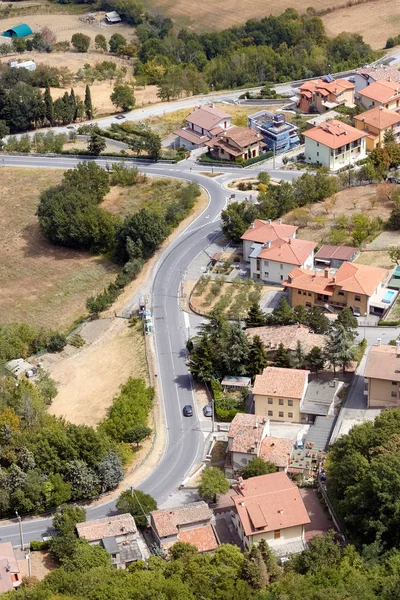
(190, 277, 267, 318)
(0, 167, 120, 330)
(286, 185, 394, 248)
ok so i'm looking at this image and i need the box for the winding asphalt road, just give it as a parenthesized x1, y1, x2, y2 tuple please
(0, 153, 303, 545)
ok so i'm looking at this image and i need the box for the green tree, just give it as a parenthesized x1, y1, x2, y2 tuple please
(336, 307, 358, 340)
(389, 246, 400, 265)
(169, 541, 198, 561)
(307, 306, 330, 333)
(88, 132, 106, 155)
(124, 424, 152, 446)
(97, 452, 124, 492)
(44, 85, 54, 125)
(63, 162, 110, 203)
(241, 457, 276, 479)
(47, 333, 67, 352)
(384, 129, 396, 144)
(275, 342, 291, 368)
(306, 346, 325, 374)
(245, 301, 266, 327)
(198, 467, 229, 502)
(110, 83, 135, 111)
(272, 297, 294, 325)
(94, 34, 107, 52)
(292, 340, 306, 369)
(61, 539, 110, 572)
(36, 369, 58, 404)
(325, 323, 355, 374)
(188, 335, 217, 382)
(84, 84, 93, 120)
(109, 33, 127, 53)
(116, 489, 157, 527)
(71, 33, 91, 53)
(0, 120, 9, 150)
(248, 335, 268, 378)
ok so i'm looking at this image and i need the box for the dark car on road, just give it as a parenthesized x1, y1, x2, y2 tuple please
(203, 404, 213, 417)
(183, 405, 193, 417)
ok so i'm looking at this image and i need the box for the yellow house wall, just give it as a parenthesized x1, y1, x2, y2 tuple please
(339, 88, 355, 107)
(368, 378, 400, 408)
(288, 286, 368, 314)
(254, 394, 300, 421)
(251, 524, 304, 546)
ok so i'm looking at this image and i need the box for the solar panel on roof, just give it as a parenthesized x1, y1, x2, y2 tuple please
(324, 74, 334, 82)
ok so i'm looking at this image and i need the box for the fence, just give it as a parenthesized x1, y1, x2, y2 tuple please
(318, 481, 348, 544)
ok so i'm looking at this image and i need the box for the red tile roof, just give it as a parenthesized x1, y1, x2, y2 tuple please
(241, 219, 297, 243)
(178, 525, 219, 553)
(300, 78, 354, 98)
(174, 127, 210, 145)
(253, 366, 309, 399)
(284, 262, 388, 297)
(233, 472, 310, 536)
(314, 244, 358, 261)
(364, 344, 400, 381)
(353, 106, 400, 130)
(258, 237, 316, 266)
(259, 436, 293, 469)
(185, 105, 231, 131)
(303, 120, 367, 149)
(151, 501, 212, 538)
(358, 79, 400, 104)
(228, 413, 269, 453)
(354, 66, 400, 84)
(76, 514, 137, 542)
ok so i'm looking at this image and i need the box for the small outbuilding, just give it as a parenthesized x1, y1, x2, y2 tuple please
(105, 11, 121, 23)
(3, 24, 33, 38)
(5, 358, 35, 379)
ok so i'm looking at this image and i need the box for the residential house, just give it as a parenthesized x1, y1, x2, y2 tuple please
(76, 514, 149, 568)
(225, 413, 295, 477)
(314, 244, 358, 269)
(246, 324, 327, 355)
(247, 111, 300, 153)
(0, 542, 21, 593)
(150, 501, 219, 555)
(253, 366, 310, 422)
(351, 66, 400, 93)
(208, 126, 264, 161)
(364, 342, 400, 408)
(284, 262, 391, 317)
(241, 219, 297, 262)
(388, 265, 400, 291)
(358, 79, 400, 111)
(231, 472, 310, 552)
(301, 379, 341, 423)
(298, 77, 355, 113)
(221, 375, 251, 392)
(303, 120, 367, 171)
(353, 106, 400, 150)
(241, 219, 315, 284)
(174, 104, 232, 149)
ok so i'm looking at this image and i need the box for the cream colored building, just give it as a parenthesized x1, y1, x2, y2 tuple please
(353, 106, 400, 151)
(253, 366, 309, 422)
(358, 79, 400, 111)
(303, 120, 367, 171)
(232, 472, 310, 551)
(364, 343, 400, 408)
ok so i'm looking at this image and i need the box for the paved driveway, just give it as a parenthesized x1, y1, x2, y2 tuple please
(299, 488, 333, 543)
(260, 290, 287, 313)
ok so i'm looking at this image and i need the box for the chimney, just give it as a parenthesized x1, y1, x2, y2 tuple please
(324, 267, 329, 278)
(278, 218, 282, 225)
(264, 241, 271, 249)
(250, 222, 255, 229)
(377, 338, 381, 346)
(268, 219, 272, 224)
(288, 275, 293, 283)
(288, 238, 291, 245)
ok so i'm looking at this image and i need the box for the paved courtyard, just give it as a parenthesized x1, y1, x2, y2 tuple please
(299, 488, 333, 544)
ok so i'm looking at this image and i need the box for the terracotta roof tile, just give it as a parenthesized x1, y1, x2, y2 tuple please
(76, 514, 137, 542)
(259, 436, 293, 469)
(365, 344, 400, 381)
(303, 120, 367, 149)
(315, 245, 358, 261)
(233, 472, 310, 536)
(358, 79, 400, 104)
(174, 127, 210, 145)
(300, 78, 354, 97)
(246, 325, 326, 353)
(151, 502, 212, 538)
(241, 219, 297, 243)
(353, 106, 400, 130)
(185, 105, 231, 130)
(258, 237, 316, 266)
(355, 66, 400, 83)
(177, 525, 219, 553)
(228, 413, 269, 453)
(253, 367, 309, 399)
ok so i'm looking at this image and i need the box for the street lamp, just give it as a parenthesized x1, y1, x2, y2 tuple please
(15, 511, 24, 551)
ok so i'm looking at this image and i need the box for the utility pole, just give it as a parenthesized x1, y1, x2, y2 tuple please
(15, 511, 24, 551)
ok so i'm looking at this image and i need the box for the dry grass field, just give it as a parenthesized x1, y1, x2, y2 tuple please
(0, 167, 119, 330)
(322, 0, 400, 49)
(286, 185, 394, 245)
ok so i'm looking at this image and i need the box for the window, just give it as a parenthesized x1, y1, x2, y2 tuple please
(317, 142, 319, 146)
(288, 412, 293, 418)
(354, 295, 361, 302)
(303, 291, 307, 296)
(317, 152, 319, 157)
(391, 391, 397, 398)
(268, 410, 273, 416)
(392, 381, 398, 386)
(338, 290, 344, 296)
(274, 530, 281, 539)
(268, 398, 273, 404)
(264, 260, 269, 267)
(306, 302, 311, 307)
(288, 400, 293, 406)
(264, 272, 269, 278)
(298, 290, 302, 294)
(280, 275, 283, 281)
(256, 259, 260, 271)
(279, 411, 284, 418)
(280, 264, 283, 270)
(279, 399, 284, 405)
(308, 293, 312, 297)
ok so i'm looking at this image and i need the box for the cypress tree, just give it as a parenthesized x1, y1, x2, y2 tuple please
(70, 88, 77, 121)
(84, 84, 93, 120)
(275, 342, 291, 368)
(248, 335, 268, 378)
(245, 301, 266, 327)
(44, 86, 54, 126)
